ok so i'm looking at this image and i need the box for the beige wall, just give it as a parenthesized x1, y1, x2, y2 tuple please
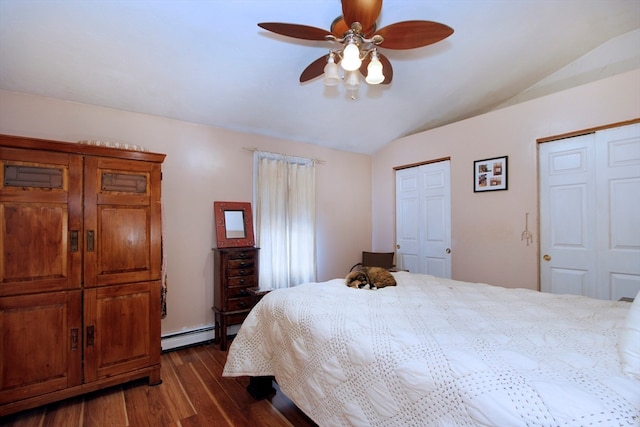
(0, 90, 373, 336)
(372, 69, 640, 290)
(2, 69, 637, 336)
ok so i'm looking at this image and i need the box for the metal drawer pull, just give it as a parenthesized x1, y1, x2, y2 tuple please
(70, 328, 79, 350)
(86, 325, 95, 347)
(70, 230, 79, 252)
(87, 230, 95, 252)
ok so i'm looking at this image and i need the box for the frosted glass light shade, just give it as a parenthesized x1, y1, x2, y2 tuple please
(344, 70, 360, 89)
(365, 56, 384, 85)
(341, 42, 362, 71)
(323, 59, 340, 86)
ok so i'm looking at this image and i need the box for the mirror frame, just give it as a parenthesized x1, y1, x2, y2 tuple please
(214, 201, 255, 248)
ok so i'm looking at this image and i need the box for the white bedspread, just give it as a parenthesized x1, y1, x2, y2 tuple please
(223, 272, 640, 426)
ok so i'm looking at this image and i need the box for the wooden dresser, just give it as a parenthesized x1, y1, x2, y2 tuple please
(212, 247, 259, 350)
(0, 134, 165, 416)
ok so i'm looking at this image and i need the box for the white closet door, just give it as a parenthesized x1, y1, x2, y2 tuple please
(539, 123, 640, 300)
(395, 161, 451, 278)
(595, 125, 640, 300)
(395, 167, 420, 274)
(539, 134, 598, 297)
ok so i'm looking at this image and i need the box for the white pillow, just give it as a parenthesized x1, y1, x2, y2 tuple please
(618, 290, 640, 379)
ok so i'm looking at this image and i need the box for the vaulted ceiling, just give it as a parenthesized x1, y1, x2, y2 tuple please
(1, 1, 638, 154)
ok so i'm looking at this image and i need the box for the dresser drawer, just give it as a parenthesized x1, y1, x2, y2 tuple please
(227, 267, 255, 278)
(227, 286, 251, 298)
(228, 250, 256, 261)
(227, 276, 257, 287)
(228, 258, 254, 269)
(228, 296, 252, 311)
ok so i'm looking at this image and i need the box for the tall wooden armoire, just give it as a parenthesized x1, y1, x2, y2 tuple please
(0, 134, 165, 416)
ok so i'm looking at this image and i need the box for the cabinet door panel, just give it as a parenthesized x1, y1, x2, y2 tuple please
(0, 148, 82, 296)
(83, 281, 161, 382)
(83, 157, 161, 287)
(99, 206, 150, 273)
(0, 291, 82, 404)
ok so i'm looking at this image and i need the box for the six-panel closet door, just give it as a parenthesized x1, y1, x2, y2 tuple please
(395, 160, 452, 278)
(539, 123, 640, 300)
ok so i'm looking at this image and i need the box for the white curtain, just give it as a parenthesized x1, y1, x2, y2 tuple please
(254, 152, 316, 290)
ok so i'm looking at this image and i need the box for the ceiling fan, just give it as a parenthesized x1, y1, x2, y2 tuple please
(258, 0, 454, 87)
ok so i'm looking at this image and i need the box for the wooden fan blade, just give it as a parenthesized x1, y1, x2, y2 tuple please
(378, 53, 393, 84)
(330, 17, 350, 37)
(300, 55, 330, 83)
(375, 21, 454, 50)
(342, 0, 382, 34)
(258, 22, 331, 41)
(359, 53, 393, 84)
(331, 16, 377, 37)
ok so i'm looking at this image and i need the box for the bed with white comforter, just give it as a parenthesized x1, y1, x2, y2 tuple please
(223, 271, 640, 426)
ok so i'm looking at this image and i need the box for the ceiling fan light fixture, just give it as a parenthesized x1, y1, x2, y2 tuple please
(344, 70, 360, 89)
(323, 53, 340, 86)
(258, 2, 455, 94)
(341, 40, 362, 71)
(365, 50, 384, 85)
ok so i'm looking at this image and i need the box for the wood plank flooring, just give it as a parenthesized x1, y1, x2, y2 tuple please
(1, 343, 318, 427)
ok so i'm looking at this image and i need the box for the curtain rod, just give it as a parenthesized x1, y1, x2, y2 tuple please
(242, 147, 325, 164)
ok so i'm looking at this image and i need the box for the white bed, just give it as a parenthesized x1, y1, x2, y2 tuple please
(223, 271, 640, 426)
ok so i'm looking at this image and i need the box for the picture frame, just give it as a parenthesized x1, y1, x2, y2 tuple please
(474, 156, 508, 192)
(214, 201, 255, 248)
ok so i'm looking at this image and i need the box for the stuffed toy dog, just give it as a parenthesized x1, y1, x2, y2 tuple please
(345, 266, 397, 289)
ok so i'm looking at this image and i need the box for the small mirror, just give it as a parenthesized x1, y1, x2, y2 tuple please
(214, 201, 255, 248)
(224, 210, 246, 238)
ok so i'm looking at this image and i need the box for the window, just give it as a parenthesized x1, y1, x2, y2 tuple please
(254, 151, 316, 289)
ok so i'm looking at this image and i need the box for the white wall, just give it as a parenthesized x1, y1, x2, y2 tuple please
(0, 90, 373, 341)
(372, 69, 640, 291)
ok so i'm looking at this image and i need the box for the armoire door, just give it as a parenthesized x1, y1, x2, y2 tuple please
(539, 122, 640, 300)
(395, 160, 452, 277)
(0, 147, 83, 296)
(83, 281, 161, 382)
(81, 155, 162, 382)
(0, 291, 82, 404)
(0, 147, 84, 403)
(82, 156, 162, 287)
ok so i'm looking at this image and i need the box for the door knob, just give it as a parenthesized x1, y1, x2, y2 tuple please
(446, 248, 451, 254)
(543, 254, 551, 261)
(396, 244, 400, 249)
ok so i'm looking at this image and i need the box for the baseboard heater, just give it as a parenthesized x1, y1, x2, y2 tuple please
(161, 325, 215, 352)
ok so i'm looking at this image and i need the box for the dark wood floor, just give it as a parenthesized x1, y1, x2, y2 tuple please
(1, 342, 318, 427)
